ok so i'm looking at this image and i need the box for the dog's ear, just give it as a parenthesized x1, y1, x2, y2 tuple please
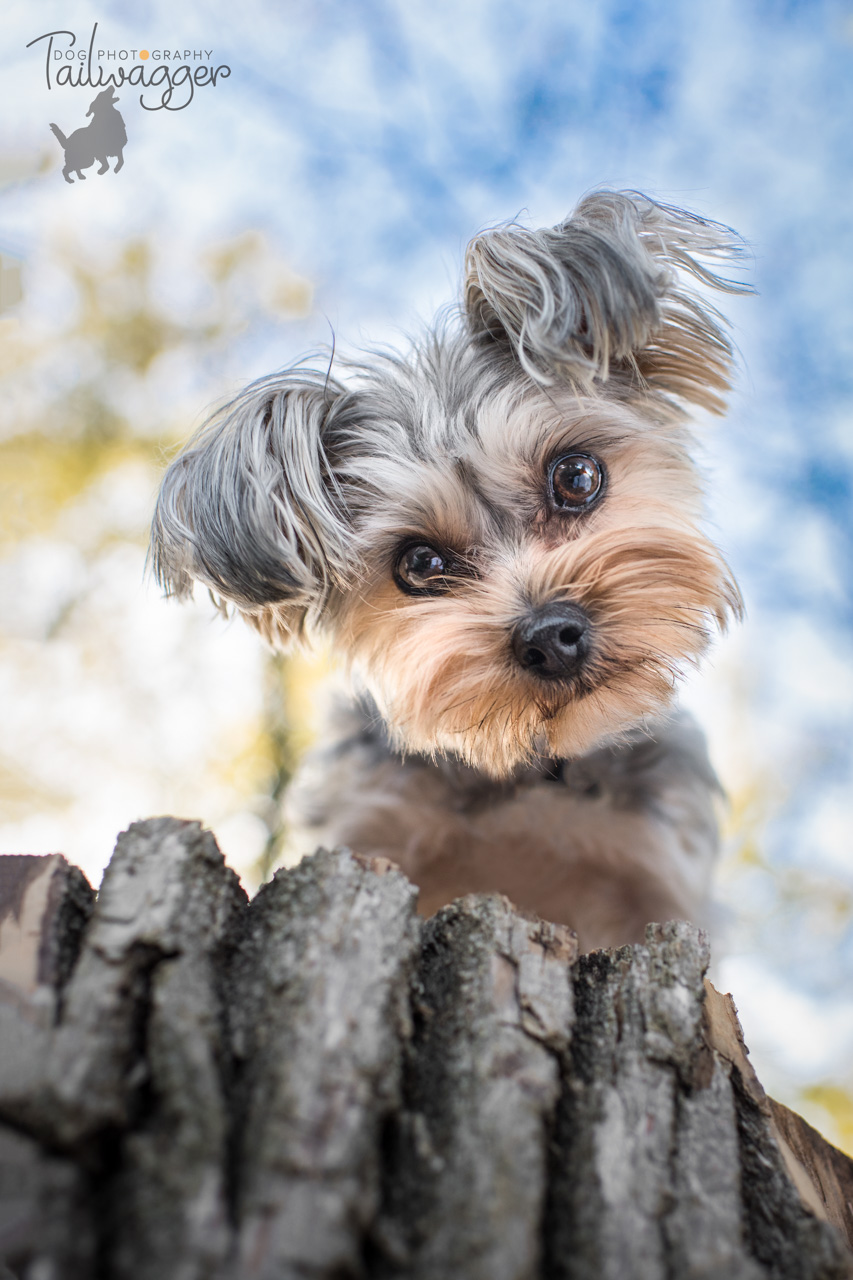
(464, 190, 752, 412)
(149, 372, 354, 640)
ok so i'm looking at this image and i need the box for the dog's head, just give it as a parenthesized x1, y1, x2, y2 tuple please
(87, 88, 119, 116)
(151, 191, 749, 775)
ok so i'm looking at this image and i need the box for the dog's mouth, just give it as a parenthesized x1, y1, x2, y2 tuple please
(514, 640, 679, 736)
(527, 673, 597, 719)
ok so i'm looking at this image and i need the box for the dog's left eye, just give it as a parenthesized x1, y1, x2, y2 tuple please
(394, 544, 450, 594)
(549, 453, 604, 510)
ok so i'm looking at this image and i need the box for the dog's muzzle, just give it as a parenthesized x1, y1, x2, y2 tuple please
(511, 603, 590, 680)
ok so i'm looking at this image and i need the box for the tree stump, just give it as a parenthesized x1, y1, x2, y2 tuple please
(0, 818, 851, 1279)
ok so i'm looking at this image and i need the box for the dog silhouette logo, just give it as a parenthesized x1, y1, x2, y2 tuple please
(49, 87, 127, 184)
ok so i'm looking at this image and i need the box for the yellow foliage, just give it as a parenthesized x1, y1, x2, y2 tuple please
(204, 230, 313, 316)
(211, 724, 280, 796)
(0, 751, 72, 819)
(281, 646, 336, 756)
(800, 1084, 853, 1158)
(0, 433, 154, 544)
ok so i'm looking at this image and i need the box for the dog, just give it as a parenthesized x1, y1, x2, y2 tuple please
(50, 87, 127, 184)
(150, 191, 750, 951)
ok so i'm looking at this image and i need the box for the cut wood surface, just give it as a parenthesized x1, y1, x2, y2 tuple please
(0, 818, 851, 1279)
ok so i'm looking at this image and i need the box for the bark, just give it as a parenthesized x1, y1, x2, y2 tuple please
(0, 819, 851, 1280)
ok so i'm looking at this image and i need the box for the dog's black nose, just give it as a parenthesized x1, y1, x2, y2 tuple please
(512, 604, 590, 679)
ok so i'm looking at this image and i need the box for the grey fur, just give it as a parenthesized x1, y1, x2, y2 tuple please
(465, 190, 751, 388)
(150, 371, 357, 617)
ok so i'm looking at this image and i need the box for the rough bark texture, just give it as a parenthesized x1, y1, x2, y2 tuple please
(0, 819, 851, 1280)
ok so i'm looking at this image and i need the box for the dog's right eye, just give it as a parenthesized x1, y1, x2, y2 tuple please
(394, 544, 450, 595)
(549, 452, 604, 511)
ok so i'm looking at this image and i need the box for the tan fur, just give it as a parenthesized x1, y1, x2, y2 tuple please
(319, 393, 740, 776)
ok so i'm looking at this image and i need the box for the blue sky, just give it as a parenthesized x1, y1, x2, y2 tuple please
(2, 0, 852, 1112)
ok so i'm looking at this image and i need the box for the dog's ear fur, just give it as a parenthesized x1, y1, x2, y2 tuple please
(150, 372, 354, 639)
(464, 190, 752, 412)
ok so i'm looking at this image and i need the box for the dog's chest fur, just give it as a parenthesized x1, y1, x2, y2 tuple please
(287, 697, 720, 952)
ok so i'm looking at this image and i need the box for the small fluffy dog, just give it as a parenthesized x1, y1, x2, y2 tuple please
(151, 191, 749, 950)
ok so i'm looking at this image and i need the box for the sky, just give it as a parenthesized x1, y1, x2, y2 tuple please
(1, 0, 852, 1133)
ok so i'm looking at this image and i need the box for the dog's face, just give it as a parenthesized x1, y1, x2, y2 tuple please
(151, 192, 748, 776)
(320, 381, 740, 774)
